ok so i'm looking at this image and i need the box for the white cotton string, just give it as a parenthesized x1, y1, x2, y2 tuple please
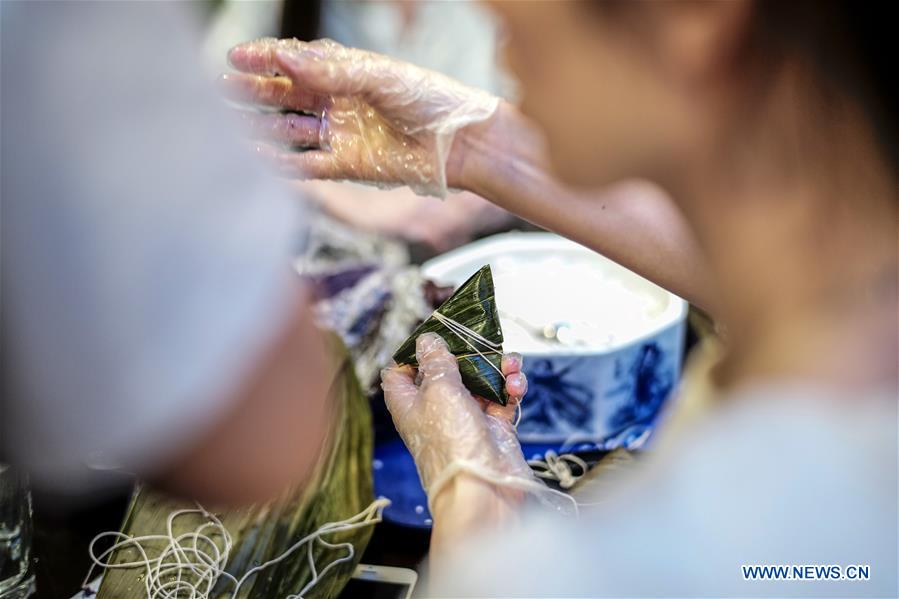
(429, 309, 528, 430)
(528, 451, 588, 490)
(430, 310, 502, 352)
(431, 311, 506, 381)
(431, 310, 524, 427)
(82, 498, 390, 599)
(238, 498, 390, 599)
(83, 504, 233, 599)
(512, 398, 522, 429)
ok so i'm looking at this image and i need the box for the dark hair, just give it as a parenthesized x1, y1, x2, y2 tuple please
(751, 1, 896, 170)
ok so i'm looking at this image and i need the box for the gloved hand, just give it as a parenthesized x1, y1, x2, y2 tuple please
(381, 333, 573, 514)
(223, 38, 500, 198)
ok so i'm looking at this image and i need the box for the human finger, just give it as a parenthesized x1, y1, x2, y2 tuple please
(501, 352, 523, 376)
(230, 38, 364, 95)
(250, 143, 341, 180)
(238, 112, 321, 147)
(485, 393, 519, 424)
(228, 38, 295, 76)
(415, 333, 463, 391)
(272, 43, 404, 101)
(504, 371, 528, 400)
(381, 364, 418, 422)
(219, 72, 327, 113)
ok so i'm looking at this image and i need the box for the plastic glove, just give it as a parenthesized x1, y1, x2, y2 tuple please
(381, 333, 574, 515)
(223, 38, 499, 198)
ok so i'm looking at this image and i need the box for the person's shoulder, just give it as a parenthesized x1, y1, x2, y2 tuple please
(429, 384, 897, 596)
(698, 382, 896, 464)
(679, 382, 896, 501)
(645, 383, 898, 593)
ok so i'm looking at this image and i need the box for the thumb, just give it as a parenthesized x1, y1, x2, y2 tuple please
(416, 332, 463, 392)
(381, 364, 418, 422)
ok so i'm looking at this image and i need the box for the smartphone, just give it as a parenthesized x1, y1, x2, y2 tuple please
(337, 564, 418, 599)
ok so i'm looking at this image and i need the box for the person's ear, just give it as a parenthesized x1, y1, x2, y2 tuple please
(651, 0, 754, 88)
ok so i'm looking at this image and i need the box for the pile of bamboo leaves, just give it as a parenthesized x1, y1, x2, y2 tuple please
(96, 335, 374, 599)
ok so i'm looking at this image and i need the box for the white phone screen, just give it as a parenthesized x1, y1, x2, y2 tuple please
(337, 577, 412, 599)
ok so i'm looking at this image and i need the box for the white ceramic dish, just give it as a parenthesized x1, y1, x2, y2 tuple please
(422, 232, 687, 447)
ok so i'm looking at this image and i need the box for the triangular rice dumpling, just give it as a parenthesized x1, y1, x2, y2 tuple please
(393, 265, 507, 405)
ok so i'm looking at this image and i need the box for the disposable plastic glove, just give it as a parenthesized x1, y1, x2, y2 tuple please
(224, 38, 500, 198)
(381, 333, 575, 515)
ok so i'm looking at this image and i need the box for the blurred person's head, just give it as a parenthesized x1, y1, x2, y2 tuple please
(489, 0, 896, 384)
(489, 1, 895, 192)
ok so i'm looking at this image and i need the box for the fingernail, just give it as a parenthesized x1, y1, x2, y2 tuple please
(502, 352, 523, 373)
(509, 372, 528, 397)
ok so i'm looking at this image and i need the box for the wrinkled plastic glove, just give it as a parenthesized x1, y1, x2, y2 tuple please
(223, 38, 500, 198)
(381, 333, 575, 515)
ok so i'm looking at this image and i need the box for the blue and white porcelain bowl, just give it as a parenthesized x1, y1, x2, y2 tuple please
(374, 232, 687, 528)
(421, 232, 687, 449)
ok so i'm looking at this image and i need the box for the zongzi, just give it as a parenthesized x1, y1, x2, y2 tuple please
(393, 265, 508, 405)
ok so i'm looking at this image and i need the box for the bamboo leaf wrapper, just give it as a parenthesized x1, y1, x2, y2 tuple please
(393, 265, 508, 405)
